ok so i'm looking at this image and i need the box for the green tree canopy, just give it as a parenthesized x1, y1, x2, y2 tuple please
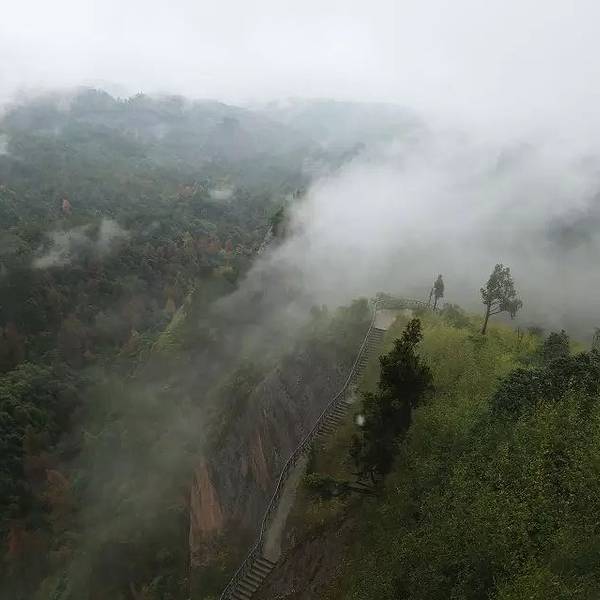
(540, 329, 570, 364)
(480, 264, 522, 334)
(351, 318, 433, 482)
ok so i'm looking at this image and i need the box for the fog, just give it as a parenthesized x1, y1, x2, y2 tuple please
(4, 0, 600, 336)
(33, 219, 129, 268)
(250, 130, 600, 338)
(3, 1, 600, 135)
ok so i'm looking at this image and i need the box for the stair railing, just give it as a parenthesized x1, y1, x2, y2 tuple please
(218, 299, 381, 600)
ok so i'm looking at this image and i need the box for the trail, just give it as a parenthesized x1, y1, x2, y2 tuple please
(219, 298, 423, 600)
(262, 454, 309, 562)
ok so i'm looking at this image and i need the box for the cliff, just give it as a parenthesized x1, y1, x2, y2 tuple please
(189, 315, 368, 594)
(254, 513, 355, 600)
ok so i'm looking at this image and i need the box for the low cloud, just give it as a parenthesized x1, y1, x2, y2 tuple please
(33, 218, 128, 269)
(244, 128, 600, 339)
(0, 134, 8, 155)
(209, 186, 234, 201)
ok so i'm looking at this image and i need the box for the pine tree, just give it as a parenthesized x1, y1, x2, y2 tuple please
(351, 319, 433, 482)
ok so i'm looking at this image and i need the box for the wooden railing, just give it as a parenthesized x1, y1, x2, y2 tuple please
(375, 293, 427, 310)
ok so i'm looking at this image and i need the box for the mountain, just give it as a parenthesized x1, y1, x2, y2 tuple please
(0, 89, 423, 599)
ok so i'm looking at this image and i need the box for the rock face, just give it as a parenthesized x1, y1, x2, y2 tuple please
(254, 515, 356, 600)
(189, 337, 363, 573)
(190, 461, 225, 536)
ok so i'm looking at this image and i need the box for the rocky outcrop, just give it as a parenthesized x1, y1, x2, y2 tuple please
(190, 461, 225, 537)
(254, 514, 356, 600)
(189, 334, 364, 574)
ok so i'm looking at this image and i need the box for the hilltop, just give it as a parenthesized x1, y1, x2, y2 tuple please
(256, 306, 600, 600)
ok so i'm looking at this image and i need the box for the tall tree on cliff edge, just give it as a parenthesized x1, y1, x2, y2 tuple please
(480, 264, 522, 335)
(351, 318, 433, 482)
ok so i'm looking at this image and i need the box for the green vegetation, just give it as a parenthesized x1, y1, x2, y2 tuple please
(303, 308, 600, 600)
(540, 329, 570, 364)
(350, 319, 433, 482)
(0, 89, 316, 599)
(0, 89, 387, 600)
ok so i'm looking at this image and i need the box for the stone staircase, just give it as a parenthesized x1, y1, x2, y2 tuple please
(354, 326, 385, 382)
(229, 555, 277, 600)
(219, 312, 387, 600)
(316, 326, 385, 438)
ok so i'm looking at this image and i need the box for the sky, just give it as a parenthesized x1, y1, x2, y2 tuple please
(3, 0, 600, 133)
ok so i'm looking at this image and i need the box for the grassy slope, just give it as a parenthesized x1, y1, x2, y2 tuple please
(285, 309, 600, 600)
(288, 311, 528, 532)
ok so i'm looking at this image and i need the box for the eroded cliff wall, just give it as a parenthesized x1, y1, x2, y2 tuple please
(189, 313, 368, 589)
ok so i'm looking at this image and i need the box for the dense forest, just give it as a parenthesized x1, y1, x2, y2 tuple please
(0, 89, 379, 599)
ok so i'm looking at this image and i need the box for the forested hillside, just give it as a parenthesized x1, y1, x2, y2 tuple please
(0, 89, 317, 367)
(258, 307, 600, 600)
(0, 89, 355, 599)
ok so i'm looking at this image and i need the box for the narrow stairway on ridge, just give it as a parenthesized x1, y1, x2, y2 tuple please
(222, 314, 389, 600)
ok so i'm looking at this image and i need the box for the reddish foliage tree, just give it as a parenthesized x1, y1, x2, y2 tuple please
(45, 469, 73, 517)
(7, 525, 25, 559)
(0, 323, 25, 372)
